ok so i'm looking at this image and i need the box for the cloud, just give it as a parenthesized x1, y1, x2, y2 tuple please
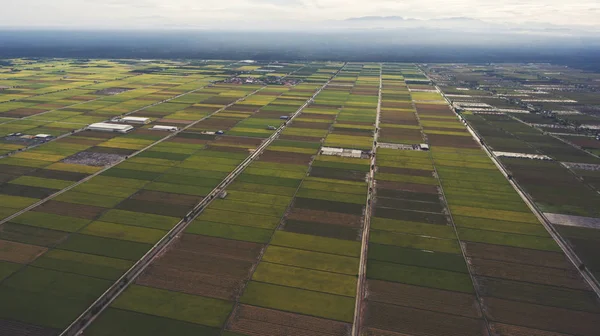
(1, 0, 599, 28)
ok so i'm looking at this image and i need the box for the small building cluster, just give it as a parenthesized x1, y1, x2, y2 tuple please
(321, 147, 364, 158)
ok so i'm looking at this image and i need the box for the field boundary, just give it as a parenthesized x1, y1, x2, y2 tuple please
(59, 64, 346, 336)
(351, 64, 382, 336)
(424, 70, 600, 298)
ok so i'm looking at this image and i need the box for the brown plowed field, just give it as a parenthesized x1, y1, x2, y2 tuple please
(227, 304, 351, 336)
(0, 239, 47, 263)
(156, 118, 194, 125)
(3, 108, 47, 118)
(474, 276, 600, 313)
(364, 328, 417, 336)
(367, 279, 481, 318)
(489, 322, 574, 336)
(364, 301, 488, 336)
(130, 190, 201, 207)
(216, 136, 264, 146)
(169, 234, 263, 261)
(205, 145, 252, 154)
(483, 297, 600, 336)
(33, 200, 106, 219)
(0, 318, 58, 336)
(194, 117, 240, 128)
(287, 208, 362, 227)
(137, 262, 245, 300)
(468, 257, 588, 291)
(137, 234, 263, 299)
(462, 242, 573, 269)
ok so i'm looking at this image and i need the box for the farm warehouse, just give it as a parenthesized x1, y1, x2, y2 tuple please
(87, 122, 134, 133)
(0, 60, 599, 336)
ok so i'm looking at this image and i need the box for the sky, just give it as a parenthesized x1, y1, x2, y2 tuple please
(1, 0, 599, 29)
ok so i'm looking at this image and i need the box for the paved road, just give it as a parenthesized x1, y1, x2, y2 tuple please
(0, 86, 265, 226)
(351, 65, 382, 336)
(424, 72, 600, 298)
(61, 64, 347, 336)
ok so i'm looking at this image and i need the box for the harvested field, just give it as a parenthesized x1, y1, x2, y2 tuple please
(374, 207, 448, 225)
(0, 239, 47, 263)
(260, 151, 313, 165)
(227, 304, 351, 336)
(364, 301, 487, 336)
(489, 322, 575, 336)
(136, 234, 263, 300)
(474, 276, 600, 313)
(367, 279, 481, 318)
(462, 242, 573, 269)
(279, 134, 324, 142)
(483, 297, 600, 336)
(468, 257, 589, 290)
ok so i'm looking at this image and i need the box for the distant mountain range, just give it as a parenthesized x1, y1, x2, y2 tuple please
(332, 16, 600, 36)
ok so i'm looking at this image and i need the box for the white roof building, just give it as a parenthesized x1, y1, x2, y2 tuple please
(112, 117, 150, 124)
(151, 125, 178, 131)
(87, 123, 134, 134)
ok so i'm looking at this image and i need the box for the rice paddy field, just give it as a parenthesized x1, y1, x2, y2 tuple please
(0, 60, 599, 336)
(424, 63, 600, 283)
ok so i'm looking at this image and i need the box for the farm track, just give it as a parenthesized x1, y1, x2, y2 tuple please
(220, 64, 355, 333)
(0, 84, 267, 227)
(351, 65, 382, 336)
(0, 75, 227, 159)
(415, 87, 494, 336)
(60, 64, 347, 336)
(425, 70, 600, 298)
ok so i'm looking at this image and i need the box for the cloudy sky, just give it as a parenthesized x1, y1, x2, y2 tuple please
(1, 0, 599, 28)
